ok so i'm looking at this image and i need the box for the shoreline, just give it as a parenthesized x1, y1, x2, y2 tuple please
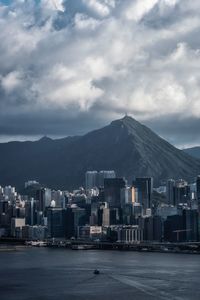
(1, 239, 200, 255)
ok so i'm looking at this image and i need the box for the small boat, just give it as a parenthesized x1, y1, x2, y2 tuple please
(94, 269, 100, 275)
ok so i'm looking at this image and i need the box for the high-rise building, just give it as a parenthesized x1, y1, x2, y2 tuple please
(120, 187, 133, 207)
(85, 170, 116, 190)
(72, 207, 86, 237)
(164, 208, 199, 242)
(11, 218, 25, 238)
(164, 214, 185, 242)
(196, 176, 200, 201)
(183, 209, 199, 242)
(36, 188, 52, 213)
(132, 203, 142, 218)
(104, 178, 127, 208)
(85, 171, 98, 190)
(173, 180, 190, 206)
(47, 207, 66, 238)
(167, 179, 175, 205)
(132, 178, 153, 212)
(102, 207, 110, 226)
(98, 170, 116, 187)
(25, 198, 36, 226)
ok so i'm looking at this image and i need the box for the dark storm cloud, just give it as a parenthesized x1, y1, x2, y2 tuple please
(0, 0, 200, 147)
(0, 108, 105, 136)
(146, 116, 200, 148)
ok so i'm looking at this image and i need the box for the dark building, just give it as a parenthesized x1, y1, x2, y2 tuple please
(47, 207, 66, 238)
(153, 215, 163, 241)
(104, 178, 126, 209)
(197, 176, 200, 209)
(167, 179, 175, 205)
(36, 188, 51, 214)
(25, 199, 37, 226)
(110, 208, 122, 225)
(122, 204, 133, 225)
(144, 217, 154, 241)
(72, 207, 86, 237)
(132, 177, 153, 212)
(65, 208, 74, 238)
(164, 209, 199, 242)
(173, 182, 190, 206)
(0, 200, 11, 229)
(90, 197, 101, 225)
(197, 176, 200, 198)
(14, 207, 25, 219)
(60, 207, 87, 239)
(164, 215, 184, 242)
(36, 188, 45, 213)
(143, 216, 162, 241)
(183, 209, 199, 242)
(98, 170, 116, 188)
(97, 207, 104, 226)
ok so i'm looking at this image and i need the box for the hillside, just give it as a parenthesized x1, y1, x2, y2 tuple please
(0, 116, 199, 190)
(183, 147, 200, 160)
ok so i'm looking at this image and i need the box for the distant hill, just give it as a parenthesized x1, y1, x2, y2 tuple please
(183, 147, 200, 159)
(0, 116, 200, 190)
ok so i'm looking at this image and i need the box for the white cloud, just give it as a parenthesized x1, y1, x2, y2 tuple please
(74, 13, 101, 30)
(82, 0, 113, 17)
(1, 71, 24, 93)
(42, 0, 65, 12)
(125, 0, 159, 22)
(0, 0, 200, 145)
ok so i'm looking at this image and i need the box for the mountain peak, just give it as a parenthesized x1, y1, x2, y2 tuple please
(121, 114, 135, 121)
(39, 136, 52, 142)
(120, 114, 140, 125)
(110, 115, 145, 137)
(0, 116, 200, 189)
(111, 115, 138, 125)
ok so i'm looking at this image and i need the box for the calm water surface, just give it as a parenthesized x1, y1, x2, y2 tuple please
(0, 247, 199, 300)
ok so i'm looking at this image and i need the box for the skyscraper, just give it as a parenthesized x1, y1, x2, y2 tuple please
(183, 209, 199, 242)
(167, 179, 175, 205)
(85, 171, 98, 190)
(104, 178, 126, 208)
(173, 180, 190, 206)
(36, 188, 52, 213)
(132, 178, 153, 212)
(25, 198, 36, 226)
(98, 170, 116, 187)
(47, 207, 66, 238)
(196, 175, 200, 201)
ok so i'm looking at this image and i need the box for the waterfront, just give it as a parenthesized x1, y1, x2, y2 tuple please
(0, 247, 199, 300)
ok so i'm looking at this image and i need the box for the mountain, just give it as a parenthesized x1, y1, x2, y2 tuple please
(0, 116, 200, 190)
(183, 147, 200, 159)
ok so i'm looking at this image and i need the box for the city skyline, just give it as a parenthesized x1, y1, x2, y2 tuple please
(0, 171, 199, 245)
(1, 2, 200, 300)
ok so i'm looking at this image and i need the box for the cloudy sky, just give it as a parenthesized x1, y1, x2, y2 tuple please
(0, 0, 200, 148)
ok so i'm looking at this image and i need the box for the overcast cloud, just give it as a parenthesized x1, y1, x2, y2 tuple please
(0, 0, 200, 148)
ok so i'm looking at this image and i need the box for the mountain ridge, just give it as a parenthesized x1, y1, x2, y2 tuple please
(0, 116, 199, 190)
(183, 146, 200, 160)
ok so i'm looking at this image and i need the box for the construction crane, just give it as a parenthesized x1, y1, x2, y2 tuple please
(173, 229, 191, 242)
